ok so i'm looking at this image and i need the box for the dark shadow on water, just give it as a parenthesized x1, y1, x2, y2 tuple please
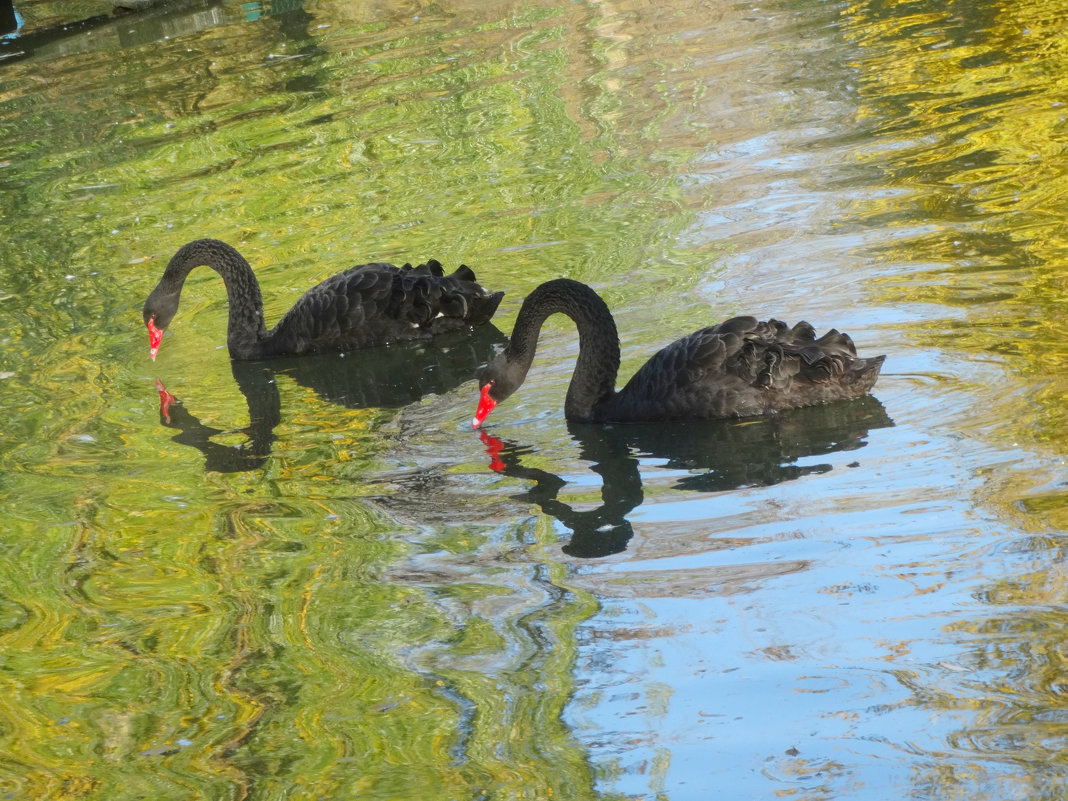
(479, 396, 895, 558)
(154, 327, 504, 473)
(1, 0, 312, 63)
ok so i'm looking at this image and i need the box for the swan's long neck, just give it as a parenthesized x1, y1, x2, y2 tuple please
(507, 279, 621, 421)
(157, 239, 269, 357)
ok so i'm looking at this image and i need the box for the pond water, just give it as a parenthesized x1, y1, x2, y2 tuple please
(2, 0, 1068, 798)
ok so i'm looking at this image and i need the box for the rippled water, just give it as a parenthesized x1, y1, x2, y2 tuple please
(2, 0, 1068, 798)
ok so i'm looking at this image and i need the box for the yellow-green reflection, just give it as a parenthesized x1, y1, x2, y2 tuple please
(0, 0, 722, 798)
(838, 0, 1068, 792)
(841, 0, 1068, 473)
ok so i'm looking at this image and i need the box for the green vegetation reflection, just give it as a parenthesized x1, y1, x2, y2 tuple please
(0, 0, 727, 798)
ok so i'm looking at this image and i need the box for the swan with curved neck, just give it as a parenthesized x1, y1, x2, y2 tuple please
(471, 278, 884, 427)
(143, 239, 504, 361)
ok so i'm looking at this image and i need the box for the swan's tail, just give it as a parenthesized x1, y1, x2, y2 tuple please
(849, 354, 886, 395)
(395, 261, 504, 327)
(467, 290, 504, 325)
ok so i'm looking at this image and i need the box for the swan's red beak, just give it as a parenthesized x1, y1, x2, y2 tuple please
(155, 378, 176, 424)
(471, 383, 497, 429)
(147, 316, 163, 361)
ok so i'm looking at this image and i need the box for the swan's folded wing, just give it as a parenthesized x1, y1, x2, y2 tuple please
(269, 260, 502, 354)
(611, 327, 738, 419)
(610, 316, 881, 421)
(267, 263, 396, 353)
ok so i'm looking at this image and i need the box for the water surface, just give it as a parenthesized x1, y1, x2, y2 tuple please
(2, 0, 1068, 798)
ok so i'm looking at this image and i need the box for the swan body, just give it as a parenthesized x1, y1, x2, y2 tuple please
(472, 278, 884, 427)
(143, 239, 504, 360)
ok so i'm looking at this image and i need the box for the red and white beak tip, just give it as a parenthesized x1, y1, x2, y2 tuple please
(147, 317, 163, 360)
(472, 383, 497, 429)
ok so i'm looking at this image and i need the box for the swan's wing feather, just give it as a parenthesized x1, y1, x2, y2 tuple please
(615, 327, 730, 406)
(609, 316, 883, 420)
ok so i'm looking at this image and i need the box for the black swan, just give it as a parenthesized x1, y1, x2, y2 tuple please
(471, 278, 884, 428)
(143, 239, 504, 360)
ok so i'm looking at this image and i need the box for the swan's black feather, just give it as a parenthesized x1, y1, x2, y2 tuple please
(604, 315, 881, 420)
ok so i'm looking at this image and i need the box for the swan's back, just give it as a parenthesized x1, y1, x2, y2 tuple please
(264, 259, 503, 357)
(601, 316, 885, 422)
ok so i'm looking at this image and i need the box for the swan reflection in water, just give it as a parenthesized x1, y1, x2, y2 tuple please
(153, 327, 504, 472)
(479, 395, 894, 558)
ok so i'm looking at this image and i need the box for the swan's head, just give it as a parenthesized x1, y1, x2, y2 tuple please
(142, 288, 180, 360)
(471, 351, 523, 429)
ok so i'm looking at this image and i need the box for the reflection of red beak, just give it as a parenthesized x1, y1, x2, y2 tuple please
(147, 316, 164, 360)
(155, 378, 176, 424)
(479, 430, 506, 473)
(471, 383, 497, 429)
